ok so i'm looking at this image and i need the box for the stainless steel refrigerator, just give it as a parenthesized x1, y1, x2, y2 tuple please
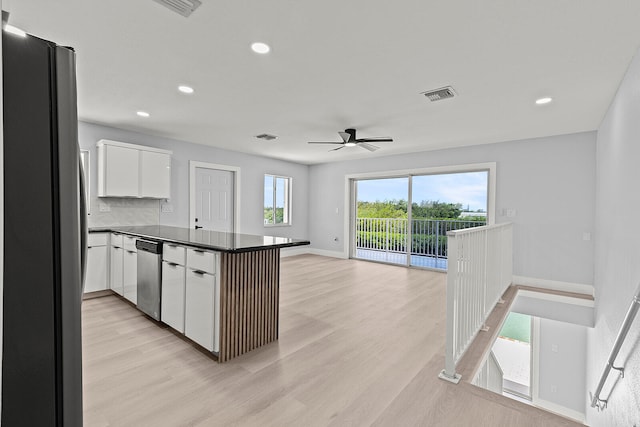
(2, 29, 87, 426)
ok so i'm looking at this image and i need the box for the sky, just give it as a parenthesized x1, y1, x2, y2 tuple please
(356, 171, 488, 212)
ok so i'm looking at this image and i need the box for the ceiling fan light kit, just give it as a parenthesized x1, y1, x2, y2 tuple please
(307, 128, 393, 152)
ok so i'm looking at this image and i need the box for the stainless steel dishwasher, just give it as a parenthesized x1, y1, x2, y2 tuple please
(136, 239, 163, 320)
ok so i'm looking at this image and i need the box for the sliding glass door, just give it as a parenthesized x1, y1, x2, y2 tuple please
(354, 177, 409, 266)
(410, 171, 488, 269)
(352, 170, 489, 270)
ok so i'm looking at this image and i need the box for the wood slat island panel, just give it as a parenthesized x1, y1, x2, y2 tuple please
(219, 248, 280, 362)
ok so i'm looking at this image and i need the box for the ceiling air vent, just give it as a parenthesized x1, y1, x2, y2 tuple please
(255, 133, 278, 141)
(152, 0, 202, 17)
(421, 86, 456, 102)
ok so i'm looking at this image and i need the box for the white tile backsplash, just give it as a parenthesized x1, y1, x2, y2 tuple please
(88, 198, 160, 227)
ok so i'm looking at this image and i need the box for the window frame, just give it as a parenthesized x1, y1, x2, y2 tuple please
(263, 174, 292, 227)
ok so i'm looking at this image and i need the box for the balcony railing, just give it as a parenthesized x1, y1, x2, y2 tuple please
(355, 217, 487, 263)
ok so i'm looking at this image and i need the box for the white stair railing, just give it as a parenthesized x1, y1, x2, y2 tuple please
(439, 222, 513, 383)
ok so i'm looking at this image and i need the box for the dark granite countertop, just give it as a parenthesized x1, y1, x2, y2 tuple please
(89, 225, 310, 253)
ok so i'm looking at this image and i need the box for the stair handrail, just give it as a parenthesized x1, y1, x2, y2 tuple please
(590, 282, 640, 410)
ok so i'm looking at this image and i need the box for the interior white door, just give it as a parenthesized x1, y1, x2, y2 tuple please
(194, 167, 234, 232)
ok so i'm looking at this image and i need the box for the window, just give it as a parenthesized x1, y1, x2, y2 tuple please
(264, 174, 291, 226)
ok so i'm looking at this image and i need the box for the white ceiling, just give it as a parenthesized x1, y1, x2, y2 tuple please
(7, 1, 640, 165)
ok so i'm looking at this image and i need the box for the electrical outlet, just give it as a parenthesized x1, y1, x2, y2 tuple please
(583, 232, 591, 241)
(552, 344, 558, 353)
(551, 385, 557, 393)
(506, 209, 517, 218)
(161, 203, 173, 213)
(99, 202, 110, 212)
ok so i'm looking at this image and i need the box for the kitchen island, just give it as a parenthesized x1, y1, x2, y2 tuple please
(90, 225, 310, 362)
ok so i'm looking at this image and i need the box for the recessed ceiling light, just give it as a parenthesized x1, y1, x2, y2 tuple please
(535, 97, 553, 105)
(136, 111, 150, 118)
(345, 142, 357, 147)
(178, 85, 194, 94)
(4, 25, 27, 37)
(251, 42, 270, 54)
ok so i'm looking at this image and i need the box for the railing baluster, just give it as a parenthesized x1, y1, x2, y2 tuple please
(440, 222, 513, 383)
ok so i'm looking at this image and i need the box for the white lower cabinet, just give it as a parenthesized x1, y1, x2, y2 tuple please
(161, 261, 186, 333)
(185, 269, 216, 352)
(110, 246, 124, 296)
(85, 246, 108, 292)
(100, 236, 220, 353)
(85, 232, 108, 293)
(123, 249, 137, 304)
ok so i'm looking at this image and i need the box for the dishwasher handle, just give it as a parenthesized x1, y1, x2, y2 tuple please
(135, 239, 163, 254)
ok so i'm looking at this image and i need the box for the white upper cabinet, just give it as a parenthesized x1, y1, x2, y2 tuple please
(97, 139, 172, 199)
(98, 144, 139, 197)
(140, 150, 171, 198)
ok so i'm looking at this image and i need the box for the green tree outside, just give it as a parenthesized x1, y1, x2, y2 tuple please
(357, 199, 463, 219)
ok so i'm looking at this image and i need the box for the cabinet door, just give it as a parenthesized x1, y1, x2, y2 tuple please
(123, 235, 137, 252)
(161, 262, 186, 333)
(185, 270, 215, 351)
(123, 250, 137, 304)
(103, 145, 139, 197)
(110, 246, 124, 296)
(85, 246, 107, 293)
(140, 151, 171, 199)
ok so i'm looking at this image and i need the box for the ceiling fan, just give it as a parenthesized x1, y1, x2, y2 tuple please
(307, 128, 393, 152)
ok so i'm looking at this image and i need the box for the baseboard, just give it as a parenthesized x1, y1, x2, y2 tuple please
(533, 397, 586, 424)
(512, 275, 594, 297)
(279, 247, 348, 259)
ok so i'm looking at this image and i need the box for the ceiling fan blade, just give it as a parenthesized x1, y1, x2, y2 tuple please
(356, 137, 393, 143)
(358, 142, 379, 152)
(308, 141, 344, 145)
(330, 145, 345, 151)
(338, 132, 350, 143)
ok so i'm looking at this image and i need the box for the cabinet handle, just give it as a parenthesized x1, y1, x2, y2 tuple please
(168, 244, 177, 248)
(167, 262, 179, 267)
(193, 249, 205, 254)
(192, 270, 206, 276)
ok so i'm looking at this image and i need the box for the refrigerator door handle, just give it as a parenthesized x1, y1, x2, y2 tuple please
(79, 155, 88, 294)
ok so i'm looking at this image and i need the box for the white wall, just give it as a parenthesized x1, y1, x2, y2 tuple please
(588, 46, 640, 426)
(511, 292, 594, 327)
(78, 121, 310, 240)
(308, 132, 596, 286)
(536, 318, 587, 419)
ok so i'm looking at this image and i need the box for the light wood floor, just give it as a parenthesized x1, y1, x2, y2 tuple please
(82, 255, 581, 426)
